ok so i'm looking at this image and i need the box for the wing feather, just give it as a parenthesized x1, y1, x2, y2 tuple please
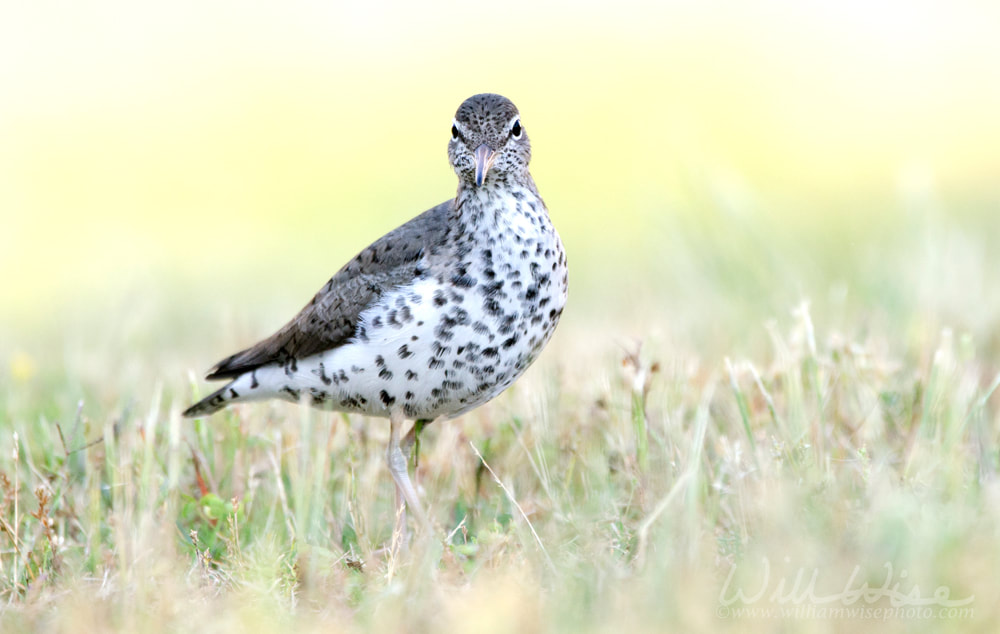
(204, 200, 451, 380)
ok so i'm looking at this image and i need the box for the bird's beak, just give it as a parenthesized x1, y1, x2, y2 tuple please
(474, 144, 497, 187)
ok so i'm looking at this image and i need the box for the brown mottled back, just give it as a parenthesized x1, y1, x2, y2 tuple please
(205, 201, 452, 380)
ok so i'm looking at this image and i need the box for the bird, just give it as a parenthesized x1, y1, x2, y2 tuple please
(183, 93, 568, 539)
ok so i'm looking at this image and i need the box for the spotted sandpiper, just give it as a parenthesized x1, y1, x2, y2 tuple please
(184, 93, 568, 537)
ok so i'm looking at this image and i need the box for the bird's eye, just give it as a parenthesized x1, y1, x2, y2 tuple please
(511, 119, 522, 138)
(451, 124, 460, 140)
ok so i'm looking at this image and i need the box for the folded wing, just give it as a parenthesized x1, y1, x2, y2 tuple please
(204, 201, 452, 380)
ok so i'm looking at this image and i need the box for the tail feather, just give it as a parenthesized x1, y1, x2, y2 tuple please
(183, 383, 236, 418)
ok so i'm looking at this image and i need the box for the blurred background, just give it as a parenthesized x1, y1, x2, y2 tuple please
(2, 0, 1000, 416)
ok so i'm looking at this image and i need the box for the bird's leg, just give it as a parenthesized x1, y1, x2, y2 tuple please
(402, 418, 431, 469)
(387, 410, 432, 543)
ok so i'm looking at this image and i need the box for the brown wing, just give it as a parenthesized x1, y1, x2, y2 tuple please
(205, 200, 452, 380)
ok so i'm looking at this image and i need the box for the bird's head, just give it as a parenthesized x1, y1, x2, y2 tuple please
(448, 94, 531, 188)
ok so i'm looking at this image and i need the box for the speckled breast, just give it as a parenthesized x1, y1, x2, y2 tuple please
(293, 192, 568, 419)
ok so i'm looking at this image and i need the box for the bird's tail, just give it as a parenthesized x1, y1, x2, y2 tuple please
(183, 383, 237, 418)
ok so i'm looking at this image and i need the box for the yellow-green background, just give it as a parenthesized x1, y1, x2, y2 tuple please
(4, 0, 999, 338)
(3, 3, 1000, 632)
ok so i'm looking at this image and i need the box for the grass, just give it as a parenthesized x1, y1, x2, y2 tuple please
(2, 193, 999, 633)
(3, 3, 999, 630)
